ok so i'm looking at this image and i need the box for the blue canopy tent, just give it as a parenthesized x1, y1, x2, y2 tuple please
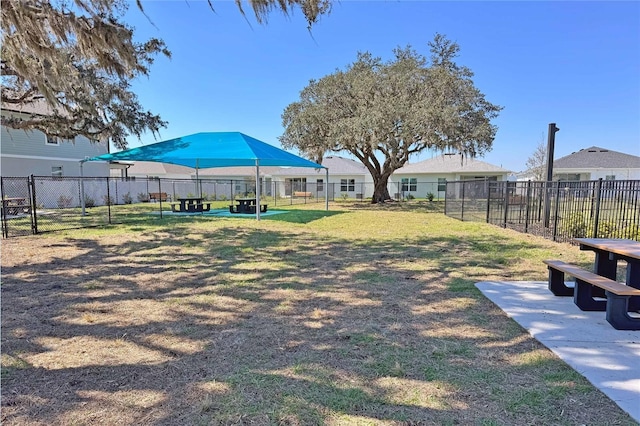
(82, 132, 327, 220)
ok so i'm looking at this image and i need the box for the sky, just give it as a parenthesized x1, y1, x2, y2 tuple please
(122, 1, 640, 173)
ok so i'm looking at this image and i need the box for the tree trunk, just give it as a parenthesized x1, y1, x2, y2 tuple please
(371, 175, 392, 204)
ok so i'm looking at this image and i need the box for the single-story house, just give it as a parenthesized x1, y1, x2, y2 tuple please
(552, 146, 640, 181)
(122, 153, 509, 200)
(391, 153, 511, 199)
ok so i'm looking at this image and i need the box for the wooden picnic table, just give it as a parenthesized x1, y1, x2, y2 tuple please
(573, 238, 640, 289)
(543, 238, 640, 329)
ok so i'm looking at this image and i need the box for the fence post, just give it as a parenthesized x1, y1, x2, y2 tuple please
(502, 181, 509, 228)
(592, 178, 603, 238)
(29, 175, 38, 234)
(485, 180, 491, 224)
(524, 180, 531, 234)
(106, 177, 112, 224)
(461, 182, 465, 221)
(158, 178, 163, 219)
(552, 182, 561, 241)
(1, 178, 7, 238)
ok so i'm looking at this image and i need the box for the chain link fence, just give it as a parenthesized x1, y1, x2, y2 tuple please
(445, 179, 640, 242)
(1, 176, 341, 237)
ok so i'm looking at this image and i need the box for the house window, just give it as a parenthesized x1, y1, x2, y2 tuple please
(52, 166, 63, 177)
(46, 135, 60, 146)
(438, 178, 447, 192)
(316, 179, 324, 191)
(340, 179, 355, 192)
(605, 175, 615, 180)
(401, 178, 417, 192)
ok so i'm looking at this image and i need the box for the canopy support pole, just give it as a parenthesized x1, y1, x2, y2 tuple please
(325, 168, 329, 211)
(80, 161, 86, 216)
(255, 160, 261, 221)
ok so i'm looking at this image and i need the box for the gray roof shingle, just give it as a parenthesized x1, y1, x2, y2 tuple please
(554, 146, 640, 169)
(395, 154, 510, 174)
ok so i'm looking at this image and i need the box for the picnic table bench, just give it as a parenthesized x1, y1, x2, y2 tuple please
(544, 239, 640, 330)
(293, 191, 312, 198)
(149, 192, 171, 202)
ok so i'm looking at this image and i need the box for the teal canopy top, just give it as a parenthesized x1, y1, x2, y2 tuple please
(84, 132, 324, 169)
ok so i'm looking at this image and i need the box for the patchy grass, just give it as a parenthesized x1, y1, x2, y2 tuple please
(1, 203, 635, 425)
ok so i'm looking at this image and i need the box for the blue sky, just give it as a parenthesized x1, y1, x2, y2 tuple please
(124, 1, 640, 173)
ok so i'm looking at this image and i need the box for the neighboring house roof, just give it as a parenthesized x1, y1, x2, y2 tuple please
(553, 146, 640, 169)
(126, 161, 195, 176)
(395, 153, 510, 174)
(274, 155, 367, 176)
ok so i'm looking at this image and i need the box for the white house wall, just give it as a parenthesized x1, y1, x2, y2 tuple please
(1, 155, 108, 177)
(1, 119, 109, 177)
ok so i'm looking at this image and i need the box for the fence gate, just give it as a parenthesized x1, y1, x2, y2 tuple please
(1, 176, 35, 238)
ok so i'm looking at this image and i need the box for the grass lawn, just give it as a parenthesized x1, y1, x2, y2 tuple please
(1, 201, 636, 425)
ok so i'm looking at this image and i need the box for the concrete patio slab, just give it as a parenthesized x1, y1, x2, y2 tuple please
(476, 280, 640, 423)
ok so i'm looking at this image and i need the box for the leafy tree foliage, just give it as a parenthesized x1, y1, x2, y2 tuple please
(1, 0, 331, 149)
(280, 34, 502, 203)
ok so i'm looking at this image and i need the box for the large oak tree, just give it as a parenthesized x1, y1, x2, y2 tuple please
(280, 34, 502, 203)
(1, 0, 331, 149)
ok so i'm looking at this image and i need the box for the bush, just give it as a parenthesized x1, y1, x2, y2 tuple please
(341, 193, 349, 200)
(218, 194, 227, 201)
(84, 195, 95, 208)
(123, 192, 133, 204)
(102, 195, 114, 206)
(57, 195, 73, 209)
(407, 194, 415, 200)
(562, 213, 591, 238)
(137, 193, 149, 202)
(426, 192, 435, 201)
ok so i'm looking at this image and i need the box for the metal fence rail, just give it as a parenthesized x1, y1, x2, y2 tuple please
(445, 179, 640, 242)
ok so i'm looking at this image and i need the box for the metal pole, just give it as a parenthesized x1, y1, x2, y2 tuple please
(255, 160, 261, 221)
(543, 123, 560, 227)
(325, 168, 329, 211)
(593, 178, 603, 238)
(80, 161, 86, 216)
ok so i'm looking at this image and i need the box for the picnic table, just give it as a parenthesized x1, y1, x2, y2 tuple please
(574, 238, 640, 288)
(171, 197, 211, 213)
(229, 198, 267, 214)
(2, 197, 29, 215)
(544, 238, 640, 330)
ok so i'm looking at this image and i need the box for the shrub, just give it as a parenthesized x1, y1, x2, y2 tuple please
(218, 194, 227, 201)
(426, 192, 435, 201)
(562, 213, 591, 238)
(84, 195, 95, 208)
(123, 192, 133, 204)
(341, 193, 348, 200)
(102, 195, 114, 206)
(57, 195, 73, 208)
(137, 193, 149, 202)
(407, 194, 415, 200)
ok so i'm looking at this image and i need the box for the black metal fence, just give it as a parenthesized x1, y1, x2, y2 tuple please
(1, 176, 335, 238)
(445, 179, 640, 242)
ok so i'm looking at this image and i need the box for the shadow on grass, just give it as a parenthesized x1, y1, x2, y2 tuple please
(0, 219, 630, 425)
(264, 209, 346, 224)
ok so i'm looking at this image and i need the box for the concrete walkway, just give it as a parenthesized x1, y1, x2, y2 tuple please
(476, 281, 640, 423)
